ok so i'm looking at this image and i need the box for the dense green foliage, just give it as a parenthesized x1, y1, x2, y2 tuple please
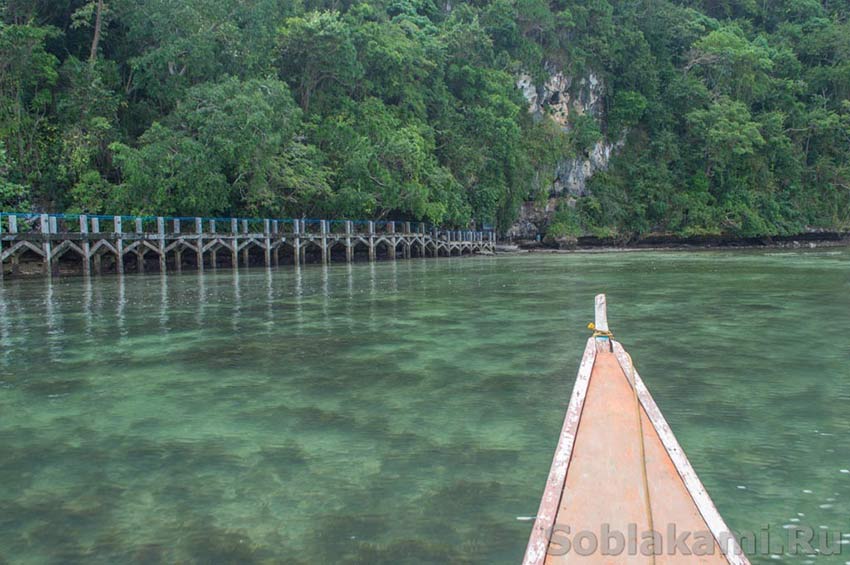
(1, 1, 848, 235)
(574, 2, 850, 237)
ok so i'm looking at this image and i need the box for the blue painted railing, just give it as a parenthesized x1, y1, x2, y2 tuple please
(0, 211, 495, 237)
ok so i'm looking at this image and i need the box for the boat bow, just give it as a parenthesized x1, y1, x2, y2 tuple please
(523, 295, 748, 564)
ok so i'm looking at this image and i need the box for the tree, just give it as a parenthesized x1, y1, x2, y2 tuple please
(687, 98, 764, 173)
(277, 11, 361, 113)
(310, 98, 448, 221)
(0, 140, 28, 209)
(111, 77, 329, 217)
(70, 0, 109, 64)
(0, 21, 59, 206)
(608, 90, 648, 132)
(57, 56, 122, 212)
(0, 0, 848, 237)
(111, 123, 229, 215)
(688, 25, 774, 103)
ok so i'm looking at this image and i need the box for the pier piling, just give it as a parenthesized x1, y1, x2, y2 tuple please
(0, 212, 494, 278)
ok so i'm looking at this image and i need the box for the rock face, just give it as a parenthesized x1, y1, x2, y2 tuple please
(554, 139, 618, 197)
(517, 70, 605, 127)
(510, 67, 620, 238)
(507, 198, 560, 240)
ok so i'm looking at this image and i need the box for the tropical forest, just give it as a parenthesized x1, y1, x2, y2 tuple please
(2, 0, 849, 238)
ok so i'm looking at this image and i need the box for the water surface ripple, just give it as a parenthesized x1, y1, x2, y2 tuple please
(1, 251, 849, 563)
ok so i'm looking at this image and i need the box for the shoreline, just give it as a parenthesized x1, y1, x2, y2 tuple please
(498, 232, 850, 254)
(3, 233, 847, 278)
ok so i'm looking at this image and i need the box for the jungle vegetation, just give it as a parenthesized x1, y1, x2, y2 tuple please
(1, 0, 848, 236)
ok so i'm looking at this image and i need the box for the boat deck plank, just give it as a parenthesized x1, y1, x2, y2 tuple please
(524, 295, 748, 564)
(546, 350, 726, 563)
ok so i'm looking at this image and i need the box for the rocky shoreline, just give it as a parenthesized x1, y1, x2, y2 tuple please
(499, 231, 850, 254)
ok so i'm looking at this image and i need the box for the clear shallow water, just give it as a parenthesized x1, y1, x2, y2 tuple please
(1, 250, 849, 564)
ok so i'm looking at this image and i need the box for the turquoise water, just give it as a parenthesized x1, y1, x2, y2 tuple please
(1, 251, 849, 564)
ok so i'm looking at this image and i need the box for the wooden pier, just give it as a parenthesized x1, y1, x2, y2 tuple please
(0, 213, 495, 277)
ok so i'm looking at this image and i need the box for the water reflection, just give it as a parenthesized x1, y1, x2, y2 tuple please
(116, 273, 127, 339)
(389, 260, 398, 294)
(196, 269, 206, 327)
(231, 268, 241, 334)
(346, 263, 354, 300)
(345, 263, 355, 332)
(293, 263, 304, 333)
(159, 273, 169, 335)
(0, 283, 9, 369)
(264, 268, 274, 335)
(83, 275, 93, 339)
(0, 251, 848, 564)
(369, 261, 377, 296)
(368, 262, 377, 325)
(320, 264, 330, 332)
(44, 279, 62, 363)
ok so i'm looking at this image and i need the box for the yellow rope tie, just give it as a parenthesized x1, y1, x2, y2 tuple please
(624, 350, 657, 564)
(587, 323, 655, 560)
(586, 322, 614, 339)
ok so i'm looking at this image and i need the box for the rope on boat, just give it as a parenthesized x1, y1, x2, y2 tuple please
(586, 322, 614, 339)
(623, 350, 657, 564)
(587, 319, 657, 562)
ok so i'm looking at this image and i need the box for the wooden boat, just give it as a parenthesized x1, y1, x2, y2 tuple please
(524, 295, 748, 564)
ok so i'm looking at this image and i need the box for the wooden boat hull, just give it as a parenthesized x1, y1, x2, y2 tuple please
(524, 296, 748, 564)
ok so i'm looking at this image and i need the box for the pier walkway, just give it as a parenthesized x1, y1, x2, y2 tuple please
(0, 213, 495, 277)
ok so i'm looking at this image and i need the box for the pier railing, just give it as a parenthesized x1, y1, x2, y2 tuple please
(0, 212, 495, 278)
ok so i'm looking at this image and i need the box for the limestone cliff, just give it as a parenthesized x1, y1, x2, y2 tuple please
(510, 68, 620, 239)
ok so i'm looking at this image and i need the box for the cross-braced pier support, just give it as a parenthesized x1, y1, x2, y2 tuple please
(0, 213, 496, 278)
